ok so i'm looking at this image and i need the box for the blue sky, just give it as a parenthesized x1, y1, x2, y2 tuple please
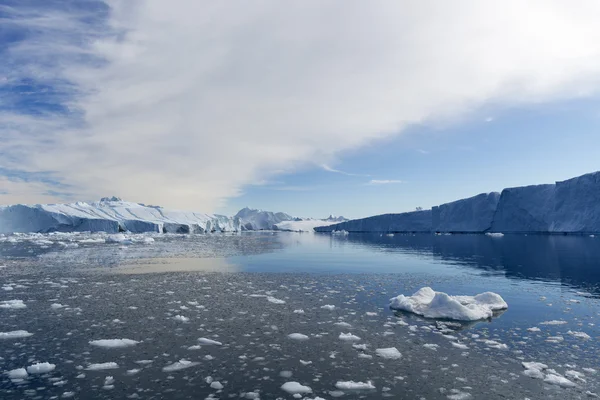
(2, 1, 600, 217)
(220, 99, 600, 218)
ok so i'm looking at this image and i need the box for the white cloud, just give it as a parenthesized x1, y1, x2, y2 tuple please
(321, 164, 369, 177)
(3, 1, 600, 210)
(368, 180, 403, 185)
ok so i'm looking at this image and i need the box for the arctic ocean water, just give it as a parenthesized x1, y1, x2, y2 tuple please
(0, 232, 599, 399)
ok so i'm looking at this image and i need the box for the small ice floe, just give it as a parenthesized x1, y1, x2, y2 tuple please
(339, 332, 361, 342)
(451, 342, 469, 350)
(565, 370, 586, 382)
(522, 362, 548, 379)
(197, 338, 222, 345)
(86, 362, 119, 371)
(89, 339, 140, 348)
(210, 381, 224, 390)
(334, 322, 352, 328)
(335, 381, 375, 390)
(187, 345, 202, 350)
(162, 359, 199, 372)
(544, 373, 576, 388)
(0, 330, 33, 339)
(485, 232, 504, 238)
(51, 303, 65, 309)
(6, 368, 28, 380)
(105, 234, 132, 244)
(483, 340, 508, 350)
(540, 320, 567, 325)
(546, 336, 564, 343)
(321, 305, 336, 310)
(527, 327, 541, 332)
(389, 287, 507, 321)
(27, 362, 56, 374)
(281, 381, 312, 394)
(567, 330, 591, 340)
(331, 230, 349, 236)
(173, 315, 190, 322)
(293, 309, 305, 314)
(2, 285, 14, 291)
(375, 347, 402, 359)
(0, 299, 26, 309)
(287, 333, 309, 341)
(423, 343, 439, 351)
(365, 311, 378, 316)
(266, 296, 286, 304)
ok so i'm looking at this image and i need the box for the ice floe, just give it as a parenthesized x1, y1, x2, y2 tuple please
(287, 333, 310, 340)
(26, 362, 56, 374)
(89, 339, 140, 348)
(162, 359, 199, 372)
(0, 299, 26, 309)
(281, 381, 312, 394)
(197, 338, 222, 345)
(375, 347, 402, 359)
(0, 330, 33, 339)
(389, 287, 507, 321)
(86, 362, 119, 370)
(335, 381, 375, 390)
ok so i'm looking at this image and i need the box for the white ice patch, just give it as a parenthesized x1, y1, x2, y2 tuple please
(527, 327, 541, 332)
(339, 333, 361, 342)
(0, 330, 33, 339)
(162, 359, 199, 372)
(173, 315, 190, 322)
(281, 382, 312, 394)
(321, 305, 336, 310)
(287, 333, 310, 341)
(86, 362, 119, 370)
(6, 368, 28, 379)
(0, 300, 26, 309)
(266, 296, 286, 304)
(375, 347, 402, 359)
(335, 381, 375, 390)
(27, 362, 56, 374)
(567, 330, 591, 339)
(540, 320, 567, 325)
(389, 287, 507, 321)
(197, 338, 222, 345)
(544, 373, 576, 388)
(89, 339, 140, 348)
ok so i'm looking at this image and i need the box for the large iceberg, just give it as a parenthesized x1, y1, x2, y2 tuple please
(432, 192, 500, 233)
(234, 207, 294, 230)
(491, 184, 555, 233)
(0, 197, 241, 234)
(389, 287, 508, 321)
(314, 210, 431, 233)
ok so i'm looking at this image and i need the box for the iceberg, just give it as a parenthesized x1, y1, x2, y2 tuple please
(235, 207, 293, 230)
(389, 287, 508, 321)
(432, 192, 500, 233)
(0, 197, 241, 234)
(314, 210, 431, 233)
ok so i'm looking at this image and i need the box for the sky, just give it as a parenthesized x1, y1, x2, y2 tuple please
(2, 0, 600, 219)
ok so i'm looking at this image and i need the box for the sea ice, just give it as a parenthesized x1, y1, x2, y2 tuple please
(287, 333, 310, 341)
(567, 330, 591, 339)
(6, 368, 28, 379)
(321, 305, 336, 310)
(162, 359, 199, 372)
(389, 287, 507, 321)
(89, 339, 140, 348)
(0, 299, 26, 309)
(26, 362, 56, 374)
(339, 332, 361, 341)
(198, 338, 222, 345)
(86, 362, 119, 370)
(0, 330, 33, 339)
(335, 381, 376, 390)
(375, 347, 402, 359)
(281, 382, 312, 394)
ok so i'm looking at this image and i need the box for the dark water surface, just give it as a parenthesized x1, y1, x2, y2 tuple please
(0, 232, 599, 399)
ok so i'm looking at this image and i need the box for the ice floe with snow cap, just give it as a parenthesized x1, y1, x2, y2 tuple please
(389, 287, 507, 321)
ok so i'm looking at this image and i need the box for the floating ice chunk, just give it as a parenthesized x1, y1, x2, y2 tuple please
(334, 322, 352, 328)
(198, 338, 222, 345)
(0, 300, 26, 309)
(583, 368, 597, 374)
(293, 309, 305, 314)
(447, 390, 473, 399)
(27, 362, 56, 374)
(522, 362, 548, 371)
(567, 330, 591, 339)
(173, 315, 190, 322)
(126, 369, 140, 375)
(335, 381, 375, 390)
(565, 370, 586, 382)
(51, 303, 65, 309)
(540, 320, 567, 325)
(89, 339, 140, 348)
(299, 360, 312, 365)
(6, 368, 28, 379)
(86, 362, 119, 370)
(266, 296, 286, 304)
(483, 340, 508, 350)
(339, 333, 361, 341)
(281, 382, 312, 394)
(389, 287, 507, 321)
(451, 342, 469, 350)
(331, 230, 349, 236)
(210, 381, 224, 390)
(523, 369, 545, 379)
(287, 333, 309, 341)
(0, 330, 33, 339)
(352, 344, 367, 350)
(544, 373, 576, 388)
(527, 327, 541, 332)
(321, 304, 336, 310)
(546, 336, 564, 343)
(375, 347, 402, 359)
(162, 359, 199, 372)
(485, 232, 504, 237)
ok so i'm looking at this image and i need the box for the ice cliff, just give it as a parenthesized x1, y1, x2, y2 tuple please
(0, 198, 240, 234)
(234, 207, 294, 230)
(316, 171, 600, 234)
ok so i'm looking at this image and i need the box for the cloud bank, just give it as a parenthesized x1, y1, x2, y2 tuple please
(2, 1, 600, 210)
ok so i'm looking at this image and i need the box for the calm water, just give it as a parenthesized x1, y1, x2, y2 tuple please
(0, 232, 599, 399)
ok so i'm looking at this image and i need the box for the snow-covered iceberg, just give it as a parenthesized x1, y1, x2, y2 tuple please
(0, 197, 241, 234)
(314, 210, 431, 233)
(235, 207, 294, 230)
(432, 192, 500, 233)
(491, 184, 555, 233)
(389, 287, 508, 321)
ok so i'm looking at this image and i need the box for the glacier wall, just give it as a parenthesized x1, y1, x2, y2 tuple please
(316, 171, 600, 234)
(314, 210, 432, 233)
(432, 192, 500, 233)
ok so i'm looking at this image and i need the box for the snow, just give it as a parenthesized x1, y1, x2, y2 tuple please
(0, 330, 33, 339)
(281, 382, 312, 394)
(335, 381, 376, 390)
(287, 333, 310, 340)
(375, 347, 402, 359)
(0, 299, 26, 309)
(432, 192, 500, 233)
(162, 359, 199, 372)
(315, 210, 432, 233)
(89, 339, 140, 348)
(86, 362, 119, 370)
(389, 287, 507, 321)
(26, 362, 56, 374)
(197, 338, 222, 345)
